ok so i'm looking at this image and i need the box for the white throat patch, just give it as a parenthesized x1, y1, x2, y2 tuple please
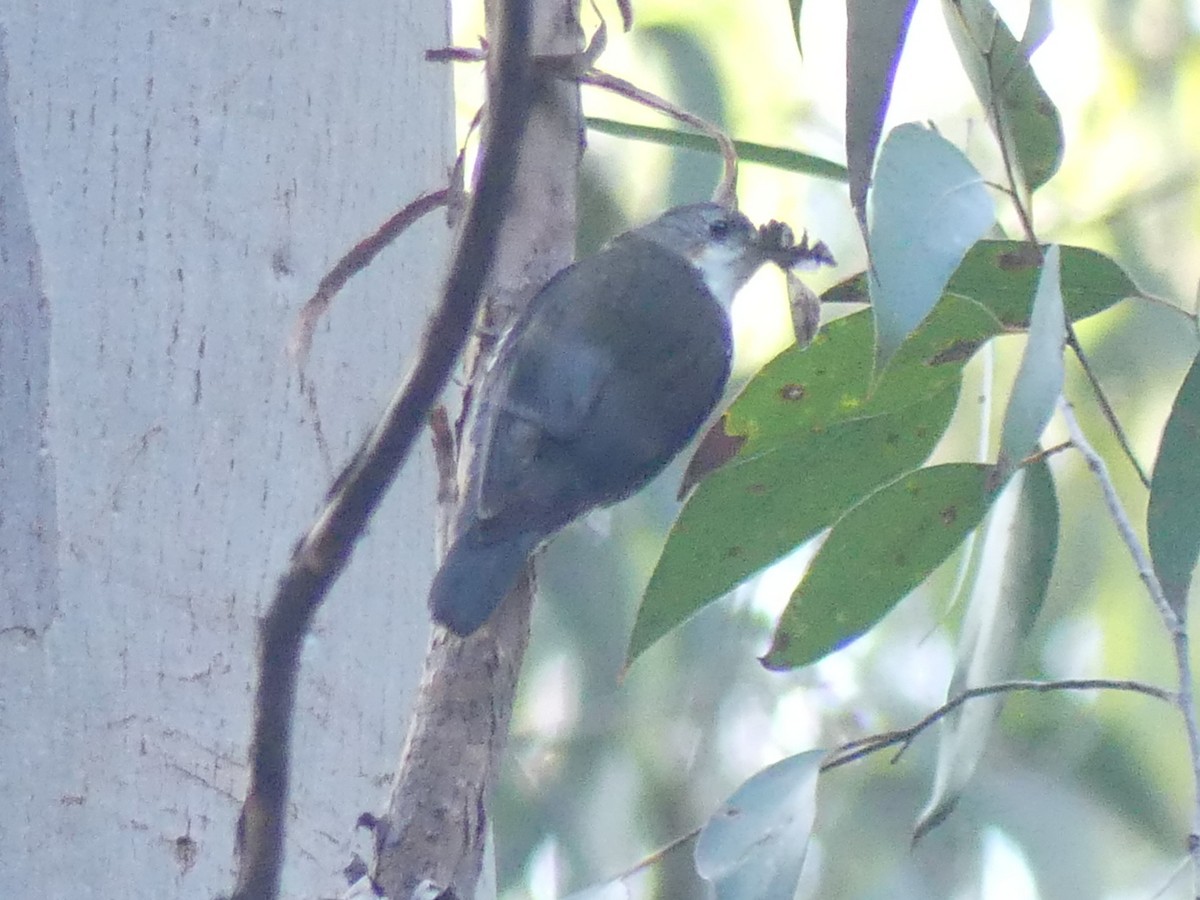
(690, 242, 754, 309)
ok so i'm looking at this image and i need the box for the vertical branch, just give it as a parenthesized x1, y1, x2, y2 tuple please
(982, 40, 1150, 490)
(229, 1, 540, 897)
(372, 0, 584, 898)
(1060, 399, 1200, 891)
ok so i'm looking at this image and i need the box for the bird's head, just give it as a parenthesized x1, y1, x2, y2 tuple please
(631, 203, 769, 308)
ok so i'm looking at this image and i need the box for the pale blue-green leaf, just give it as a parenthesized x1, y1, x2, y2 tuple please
(845, 0, 918, 231)
(695, 750, 825, 900)
(868, 123, 995, 365)
(914, 461, 1059, 841)
(998, 245, 1064, 475)
(1019, 0, 1054, 58)
(560, 883, 629, 900)
(1148, 354, 1200, 613)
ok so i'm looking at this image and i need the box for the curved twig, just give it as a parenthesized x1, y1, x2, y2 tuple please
(288, 189, 452, 368)
(583, 677, 1173, 894)
(822, 677, 1174, 771)
(577, 68, 738, 207)
(426, 41, 741, 208)
(228, 1, 537, 895)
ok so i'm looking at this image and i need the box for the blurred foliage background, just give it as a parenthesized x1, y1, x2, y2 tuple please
(447, 0, 1200, 897)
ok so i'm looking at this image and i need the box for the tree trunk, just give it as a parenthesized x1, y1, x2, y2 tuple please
(0, 2, 451, 896)
(373, 1, 583, 897)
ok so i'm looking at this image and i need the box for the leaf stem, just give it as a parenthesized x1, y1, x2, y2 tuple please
(1065, 323, 1152, 487)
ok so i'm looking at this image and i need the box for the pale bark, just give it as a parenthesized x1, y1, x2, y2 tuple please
(0, 2, 451, 896)
(373, 1, 584, 897)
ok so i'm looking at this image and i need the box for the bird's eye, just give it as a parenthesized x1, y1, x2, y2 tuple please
(709, 218, 732, 240)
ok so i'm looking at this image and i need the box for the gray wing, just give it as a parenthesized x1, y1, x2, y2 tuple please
(470, 238, 730, 539)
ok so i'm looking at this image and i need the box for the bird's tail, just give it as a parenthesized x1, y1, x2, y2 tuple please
(428, 527, 541, 636)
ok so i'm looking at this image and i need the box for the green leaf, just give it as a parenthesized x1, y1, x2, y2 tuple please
(821, 272, 871, 306)
(998, 245, 1064, 474)
(632, 391, 958, 662)
(789, 0, 804, 56)
(695, 749, 825, 900)
(941, 0, 1064, 191)
(947, 241, 1139, 326)
(629, 298, 1003, 665)
(845, 0, 918, 228)
(914, 462, 1059, 840)
(869, 124, 995, 365)
(871, 294, 1004, 411)
(585, 117, 848, 182)
(823, 242, 1142, 326)
(724, 310, 873, 448)
(763, 463, 997, 671)
(1148, 354, 1200, 613)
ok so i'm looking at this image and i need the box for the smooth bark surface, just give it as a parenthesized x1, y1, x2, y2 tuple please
(0, 3, 450, 896)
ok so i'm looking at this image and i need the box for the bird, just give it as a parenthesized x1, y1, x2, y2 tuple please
(429, 202, 775, 636)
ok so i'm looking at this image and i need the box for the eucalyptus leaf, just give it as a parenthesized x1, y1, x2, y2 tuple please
(868, 124, 995, 365)
(845, 0, 918, 230)
(1018, 0, 1054, 58)
(1148, 354, 1200, 613)
(763, 464, 997, 671)
(997, 245, 1065, 475)
(632, 389, 959, 664)
(695, 750, 825, 900)
(948, 241, 1138, 326)
(586, 117, 848, 181)
(823, 242, 1141, 327)
(914, 462, 1059, 840)
(630, 298, 1002, 665)
(789, 0, 804, 56)
(942, 0, 1064, 191)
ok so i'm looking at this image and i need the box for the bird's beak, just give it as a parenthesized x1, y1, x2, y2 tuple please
(756, 220, 837, 272)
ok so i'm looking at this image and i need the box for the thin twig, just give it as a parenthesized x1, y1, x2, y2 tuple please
(1021, 440, 1071, 466)
(577, 68, 738, 207)
(975, 26, 1038, 247)
(1001, 135, 1153, 492)
(425, 43, 741, 206)
(1059, 398, 1200, 894)
(598, 830, 698, 887)
(821, 677, 1175, 771)
(1150, 855, 1193, 899)
(1059, 400, 1177, 627)
(980, 27, 1152, 490)
(585, 676, 1173, 894)
(287, 189, 452, 473)
(288, 188, 451, 368)
(1065, 323, 1152, 487)
(991, 106, 1037, 246)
